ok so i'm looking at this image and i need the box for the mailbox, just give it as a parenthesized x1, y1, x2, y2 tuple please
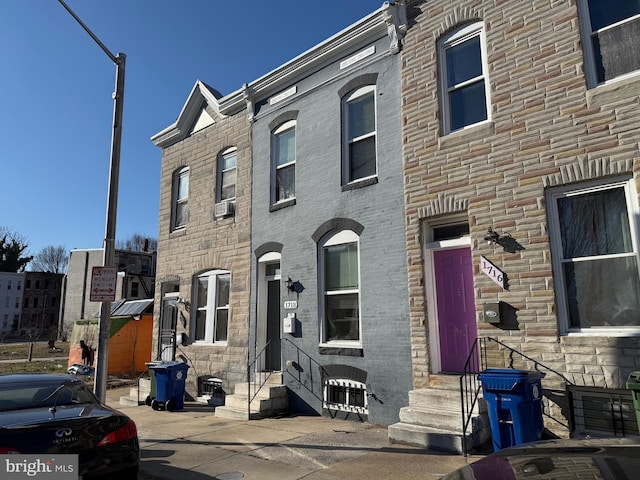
(483, 301, 504, 324)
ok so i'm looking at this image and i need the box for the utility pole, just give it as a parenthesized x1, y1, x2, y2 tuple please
(57, 0, 125, 402)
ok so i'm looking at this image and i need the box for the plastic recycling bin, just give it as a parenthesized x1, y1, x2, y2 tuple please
(478, 368, 545, 451)
(626, 371, 640, 432)
(148, 361, 189, 411)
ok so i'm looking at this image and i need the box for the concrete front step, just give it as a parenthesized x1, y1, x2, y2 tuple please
(399, 406, 482, 432)
(224, 391, 288, 411)
(119, 379, 152, 407)
(233, 383, 287, 399)
(388, 423, 471, 454)
(408, 389, 487, 414)
(214, 373, 288, 420)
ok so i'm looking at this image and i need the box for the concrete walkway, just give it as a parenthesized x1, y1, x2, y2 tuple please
(106, 388, 483, 480)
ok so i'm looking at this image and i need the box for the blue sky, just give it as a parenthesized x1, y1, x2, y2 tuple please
(0, 0, 386, 259)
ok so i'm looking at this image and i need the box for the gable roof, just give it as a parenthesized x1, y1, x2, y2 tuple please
(151, 2, 408, 149)
(150, 80, 223, 148)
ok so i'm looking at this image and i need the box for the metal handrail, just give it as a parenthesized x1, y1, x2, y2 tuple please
(282, 338, 328, 402)
(246, 339, 273, 419)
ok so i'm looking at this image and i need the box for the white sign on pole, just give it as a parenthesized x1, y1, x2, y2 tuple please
(90, 266, 118, 302)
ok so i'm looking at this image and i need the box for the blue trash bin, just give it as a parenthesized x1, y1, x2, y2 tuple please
(478, 368, 545, 451)
(149, 361, 189, 411)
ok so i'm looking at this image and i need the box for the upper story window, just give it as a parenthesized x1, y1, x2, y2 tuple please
(319, 230, 361, 345)
(578, 0, 640, 87)
(438, 22, 490, 134)
(217, 148, 237, 202)
(547, 178, 640, 334)
(172, 167, 189, 231)
(272, 120, 296, 203)
(193, 270, 230, 344)
(342, 86, 377, 184)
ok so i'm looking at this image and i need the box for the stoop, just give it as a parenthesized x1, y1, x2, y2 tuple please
(214, 372, 288, 420)
(388, 374, 490, 454)
(119, 377, 151, 407)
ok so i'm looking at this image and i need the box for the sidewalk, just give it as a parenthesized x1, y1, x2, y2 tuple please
(106, 388, 483, 480)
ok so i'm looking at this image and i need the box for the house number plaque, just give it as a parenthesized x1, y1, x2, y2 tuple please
(284, 301, 298, 309)
(480, 256, 506, 290)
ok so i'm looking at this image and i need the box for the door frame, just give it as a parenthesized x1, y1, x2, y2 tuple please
(423, 219, 473, 374)
(256, 252, 281, 372)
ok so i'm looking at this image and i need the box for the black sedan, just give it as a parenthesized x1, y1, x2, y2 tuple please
(0, 373, 139, 479)
(444, 437, 640, 480)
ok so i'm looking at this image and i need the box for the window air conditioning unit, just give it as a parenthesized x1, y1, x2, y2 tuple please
(214, 199, 235, 218)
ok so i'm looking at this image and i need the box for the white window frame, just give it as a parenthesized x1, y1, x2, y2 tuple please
(217, 147, 237, 202)
(342, 85, 377, 185)
(319, 230, 362, 347)
(572, 387, 638, 437)
(192, 270, 230, 345)
(323, 378, 368, 414)
(547, 177, 640, 335)
(271, 120, 296, 204)
(438, 22, 491, 134)
(577, 0, 640, 88)
(172, 167, 189, 231)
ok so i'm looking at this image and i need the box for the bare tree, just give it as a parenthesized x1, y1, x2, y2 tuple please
(0, 227, 32, 272)
(116, 233, 157, 252)
(30, 245, 69, 273)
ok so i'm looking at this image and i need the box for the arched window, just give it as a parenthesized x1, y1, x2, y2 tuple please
(272, 120, 296, 203)
(342, 86, 377, 184)
(319, 230, 361, 344)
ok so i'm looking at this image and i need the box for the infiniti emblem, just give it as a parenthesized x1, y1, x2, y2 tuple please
(55, 428, 73, 437)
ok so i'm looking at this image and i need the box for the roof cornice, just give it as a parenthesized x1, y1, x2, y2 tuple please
(152, 2, 407, 147)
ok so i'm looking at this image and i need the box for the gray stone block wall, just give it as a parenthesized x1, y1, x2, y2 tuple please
(154, 107, 252, 394)
(402, 0, 640, 394)
(249, 35, 413, 426)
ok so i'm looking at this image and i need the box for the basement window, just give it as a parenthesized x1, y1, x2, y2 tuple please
(572, 387, 639, 437)
(323, 379, 368, 414)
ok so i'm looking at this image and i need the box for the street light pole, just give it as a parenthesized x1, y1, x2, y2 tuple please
(57, 0, 125, 402)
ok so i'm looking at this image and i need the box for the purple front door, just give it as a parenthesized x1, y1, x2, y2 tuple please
(434, 247, 477, 372)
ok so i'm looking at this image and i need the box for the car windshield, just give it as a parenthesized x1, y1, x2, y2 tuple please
(0, 379, 99, 411)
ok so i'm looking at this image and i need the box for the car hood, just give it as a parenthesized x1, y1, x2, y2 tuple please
(445, 438, 640, 480)
(1, 403, 113, 428)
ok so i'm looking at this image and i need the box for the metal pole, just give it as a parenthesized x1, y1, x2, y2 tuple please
(95, 53, 125, 401)
(57, 0, 125, 402)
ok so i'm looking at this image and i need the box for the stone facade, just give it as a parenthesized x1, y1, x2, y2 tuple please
(152, 84, 252, 395)
(401, 0, 640, 435)
(248, 6, 412, 426)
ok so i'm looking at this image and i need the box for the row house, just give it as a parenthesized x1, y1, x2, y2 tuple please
(391, 0, 640, 451)
(150, 0, 640, 443)
(151, 3, 412, 425)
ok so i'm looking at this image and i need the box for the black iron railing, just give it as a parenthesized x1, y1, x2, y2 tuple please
(282, 338, 327, 402)
(246, 339, 275, 419)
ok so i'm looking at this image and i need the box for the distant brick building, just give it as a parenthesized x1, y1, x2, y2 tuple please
(21, 272, 64, 339)
(59, 248, 156, 339)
